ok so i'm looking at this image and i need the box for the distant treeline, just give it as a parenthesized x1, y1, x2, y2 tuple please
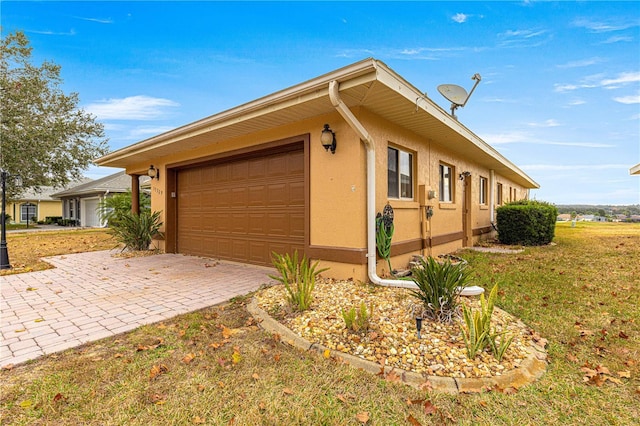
(556, 205, 640, 217)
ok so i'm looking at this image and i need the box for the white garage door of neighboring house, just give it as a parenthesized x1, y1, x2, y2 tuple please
(83, 198, 101, 227)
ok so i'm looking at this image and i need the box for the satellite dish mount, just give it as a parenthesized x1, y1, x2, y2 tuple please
(437, 73, 481, 119)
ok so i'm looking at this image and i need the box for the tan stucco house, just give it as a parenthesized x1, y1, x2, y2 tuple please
(6, 186, 66, 224)
(96, 59, 538, 283)
(631, 163, 640, 175)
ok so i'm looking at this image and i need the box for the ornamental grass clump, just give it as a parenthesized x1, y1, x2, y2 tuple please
(460, 284, 514, 361)
(341, 301, 374, 332)
(408, 257, 470, 323)
(269, 251, 328, 311)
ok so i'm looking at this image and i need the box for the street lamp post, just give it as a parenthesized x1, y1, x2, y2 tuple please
(1, 170, 21, 270)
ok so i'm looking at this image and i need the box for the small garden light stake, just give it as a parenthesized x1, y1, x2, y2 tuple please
(412, 304, 425, 339)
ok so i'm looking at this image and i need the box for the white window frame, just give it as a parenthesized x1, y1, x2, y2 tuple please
(439, 163, 454, 203)
(479, 176, 488, 205)
(387, 146, 414, 200)
(20, 203, 37, 222)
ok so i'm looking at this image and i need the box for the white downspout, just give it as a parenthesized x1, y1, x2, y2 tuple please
(490, 170, 495, 223)
(328, 80, 416, 289)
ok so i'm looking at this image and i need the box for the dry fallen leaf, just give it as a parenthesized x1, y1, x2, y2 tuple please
(618, 371, 631, 379)
(323, 349, 331, 359)
(182, 353, 196, 364)
(192, 416, 206, 424)
(407, 414, 422, 426)
(356, 411, 370, 424)
(252, 373, 260, 380)
(232, 350, 242, 364)
(149, 364, 168, 380)
(423, 400, 438, 415)
(283, 388, 293, 395)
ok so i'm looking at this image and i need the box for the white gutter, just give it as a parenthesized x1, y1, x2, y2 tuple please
(328, 80, 416, 289)
(490, 170, 495, 223)
(328, 80, 484, 296)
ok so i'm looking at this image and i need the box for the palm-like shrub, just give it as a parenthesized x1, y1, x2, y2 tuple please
(98, 190, 151, 227)
(109, 210, 163, 251)
(408, 257, 471, 323)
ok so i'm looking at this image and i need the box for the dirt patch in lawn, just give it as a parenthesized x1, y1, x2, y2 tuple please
(1, 229, 117, 276)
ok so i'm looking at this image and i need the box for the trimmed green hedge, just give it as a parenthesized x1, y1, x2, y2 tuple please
(496, 200, 558, 245)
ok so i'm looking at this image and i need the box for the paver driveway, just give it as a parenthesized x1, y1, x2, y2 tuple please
(0, 251, 274, 368)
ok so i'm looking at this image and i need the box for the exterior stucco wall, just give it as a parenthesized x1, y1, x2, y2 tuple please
(7, 200, 62, 223)
(131, 107, 531, 282)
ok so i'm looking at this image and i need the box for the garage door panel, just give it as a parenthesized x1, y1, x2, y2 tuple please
(177, 145, 305, 265)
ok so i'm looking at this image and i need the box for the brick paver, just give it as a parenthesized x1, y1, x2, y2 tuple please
(0, 251, 274, 367)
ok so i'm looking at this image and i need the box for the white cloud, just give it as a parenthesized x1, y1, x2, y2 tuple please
(555, 71, 640, 93)
(613, 93, 640, 104)
(482, 131, 613, 148)
(602, 35, 633, 44)
(30, 29, 76, 36)
(572, 18, 638, 33)
(527, 119, 561, 128)
(127, 126, 176, 139)
(74, 16, 114, 24)
(452, 13, 468, 24)
(84, 95, 180, 120)
(521, 164, 630, 171)
(601, 72, 640, 87)
(567, 99, 587, 106)
(557, 57, 603, 69)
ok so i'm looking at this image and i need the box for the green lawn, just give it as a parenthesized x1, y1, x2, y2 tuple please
(1, 222, 638, 425)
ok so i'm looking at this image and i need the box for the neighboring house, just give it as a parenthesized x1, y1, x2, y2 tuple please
(96, 58, 539, 282)
(6, 185, 75, 224)
(556, 214, 572, 222)
(580, 214, 608, 222)
(52, 171, 150, 227)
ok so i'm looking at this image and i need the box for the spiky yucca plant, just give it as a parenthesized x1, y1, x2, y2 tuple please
(408, 257, 470, 323)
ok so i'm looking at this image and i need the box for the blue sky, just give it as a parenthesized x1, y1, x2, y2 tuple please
(2, 1, 639, 205)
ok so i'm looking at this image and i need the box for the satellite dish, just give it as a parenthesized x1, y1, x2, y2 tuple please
(437, 73, 481, 119)
(437, 84, 468, 106)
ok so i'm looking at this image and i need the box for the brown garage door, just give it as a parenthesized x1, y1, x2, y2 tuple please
(177, 145, 305, 266)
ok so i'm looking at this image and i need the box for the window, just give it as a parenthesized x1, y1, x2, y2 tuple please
(387, 147, 413, 199)
(496, 183, 503, 205)
(69, 200, 74, 218)
(439, 163, 453, 202)
(479, 176, 488, 205)
(20, 203, 37, 222)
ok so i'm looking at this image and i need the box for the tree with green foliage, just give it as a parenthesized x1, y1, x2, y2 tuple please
(1, 31, 108, 199)
(97, 190, 151, 226)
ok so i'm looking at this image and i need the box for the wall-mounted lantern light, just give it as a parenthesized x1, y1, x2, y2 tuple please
(459, 171, 471, 180)
(148, 165, 160, 180)
(320, 124, 337, 154)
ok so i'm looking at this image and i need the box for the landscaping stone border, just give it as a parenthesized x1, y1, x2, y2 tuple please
(247, 298, 547, 394)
